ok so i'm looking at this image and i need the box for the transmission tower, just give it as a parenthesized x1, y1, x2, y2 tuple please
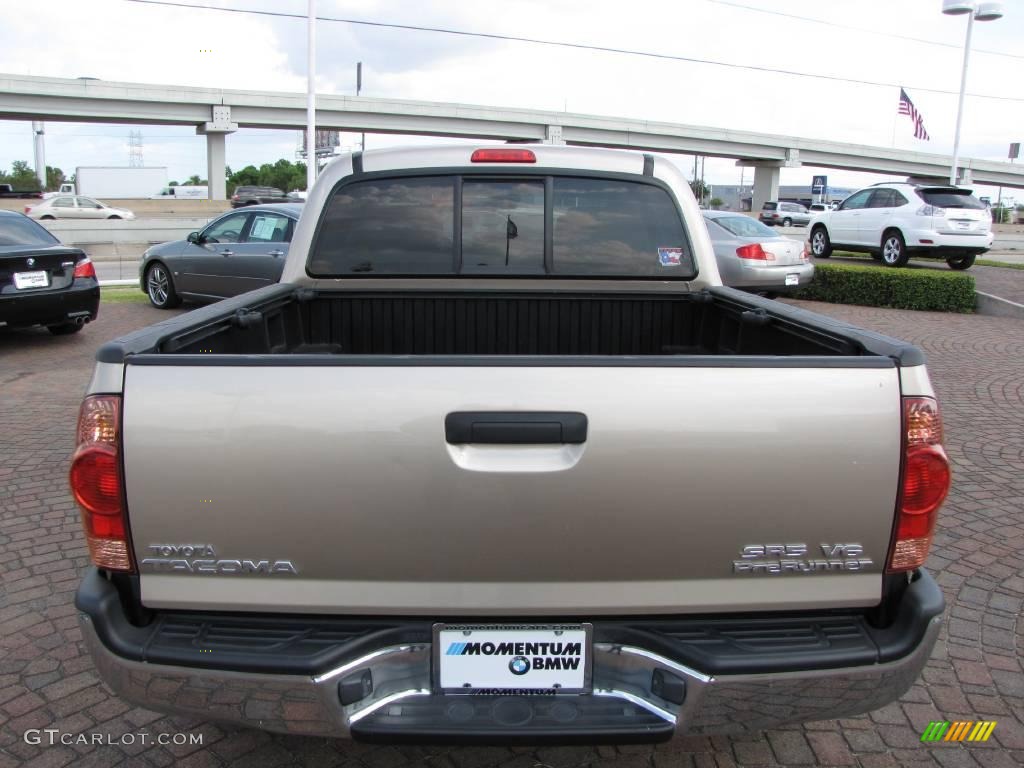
(128, 130, 144, 167)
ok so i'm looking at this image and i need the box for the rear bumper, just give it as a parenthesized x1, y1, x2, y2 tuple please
(730, 262, 815, 292)
(904, 228, 993, 253)
(77, 569, 942, 742)
(0, 280, 99, 328)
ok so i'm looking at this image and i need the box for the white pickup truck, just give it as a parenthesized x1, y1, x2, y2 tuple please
(72, 145, 948, 743)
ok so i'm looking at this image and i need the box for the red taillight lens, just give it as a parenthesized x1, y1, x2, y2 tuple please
(73, 257, 96, 279)
(470, 148, 537, 163)
(69, 395, 134, 571)
(24, 206, 31, 214)
(736, 244, 773, 261)
(887, 397, 950, 573)
(801, 242, 810, 261)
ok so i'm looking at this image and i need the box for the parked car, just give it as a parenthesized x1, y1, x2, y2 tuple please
(75, 145, 947, 743)
(26, 195, 135, 220)
(809, 183, 993, 269)
(703, 211, 813, 294)
(759, 201, 811, 227)
(808, 203, 829, 213)
(230, 185, 289, 207)
(139, 203, 302, 308)
(0, 210, 99, 334)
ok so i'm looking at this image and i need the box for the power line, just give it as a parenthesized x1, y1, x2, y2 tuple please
(123, 0, 1024, 103)
(706, 0, 1024, 60)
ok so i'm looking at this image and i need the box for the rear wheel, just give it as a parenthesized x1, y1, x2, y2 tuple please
(145, 262, 182, 309)
(782, 218, 792, 227)
(881, 231, 909, 267)
(810, 226, 832, 258)
(48, 322, 83, 335)
(947, 254, 976, 270)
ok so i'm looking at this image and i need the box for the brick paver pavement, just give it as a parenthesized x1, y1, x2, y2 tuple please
(1, 299, 1023, 767)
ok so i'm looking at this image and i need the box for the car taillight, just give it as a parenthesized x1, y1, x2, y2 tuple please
(73, 257, 96, 279)
(470, 148, 537, 163)
(24, 206, 31, 214)
(887, 397, 950, 573)
(917, 205, 946, 217)
(771, 213, 780, 218)
(69, 395, 134, 572)
(800, 242, 810, 261)
(736, 244, 774, 261)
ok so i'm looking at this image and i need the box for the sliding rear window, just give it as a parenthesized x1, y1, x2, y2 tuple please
(309, 174, 694, 279)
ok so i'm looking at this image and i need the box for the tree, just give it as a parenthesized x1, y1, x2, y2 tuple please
(45, 166, 66, 192)
(185, 174, 207, 186)
(689, 179, 709, 202)
(0, 161, 42, 191)
(708, 197, 724, 210)
(169, 180, 179, 187)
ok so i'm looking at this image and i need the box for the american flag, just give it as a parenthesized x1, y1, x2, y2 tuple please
(899, 88, 930, 141)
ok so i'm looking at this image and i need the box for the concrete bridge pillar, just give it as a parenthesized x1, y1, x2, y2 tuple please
(751, 165, 780, 214)
(196, 106, 237, 201)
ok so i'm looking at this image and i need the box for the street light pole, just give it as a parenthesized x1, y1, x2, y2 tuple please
(949, 12, 973, 186)
(942, 1, 1004, 187)
(306, 0, 317, 194)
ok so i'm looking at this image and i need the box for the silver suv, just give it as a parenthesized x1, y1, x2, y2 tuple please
(758, 201, 811, 227)
(809, 183, 993, 269)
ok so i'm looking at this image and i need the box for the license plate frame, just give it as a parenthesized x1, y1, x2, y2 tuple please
(785, 273, 800, 286)
(433, 623, 592, 695)
(14, 270, 49, 290)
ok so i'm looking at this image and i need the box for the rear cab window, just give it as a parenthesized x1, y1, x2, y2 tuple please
(309, 173, 695, 279)
(761, 202, 777, 211)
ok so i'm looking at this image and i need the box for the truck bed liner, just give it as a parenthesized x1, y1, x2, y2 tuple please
(97, 284, 923, 365)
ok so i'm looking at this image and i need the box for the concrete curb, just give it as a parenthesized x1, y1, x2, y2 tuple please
(976, 291, 1024, 320)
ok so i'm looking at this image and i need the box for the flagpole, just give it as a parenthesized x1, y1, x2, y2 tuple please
(891, 88, 899, 149)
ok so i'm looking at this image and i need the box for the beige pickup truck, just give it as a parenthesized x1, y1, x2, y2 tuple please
(71, 144, 948, 743)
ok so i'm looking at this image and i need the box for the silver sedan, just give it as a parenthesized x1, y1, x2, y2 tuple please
(26, 195, 135, 220)
(703, 211, 814, 295)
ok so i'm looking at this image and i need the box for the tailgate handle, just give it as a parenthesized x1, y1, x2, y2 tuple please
(445, 412, 587, 445)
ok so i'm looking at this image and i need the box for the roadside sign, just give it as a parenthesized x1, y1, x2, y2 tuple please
(1010, 143, 1020, 160)
(811, 174, 828, 199)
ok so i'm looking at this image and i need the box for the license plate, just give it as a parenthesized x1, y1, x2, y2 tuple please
(14, 271, 49, 289)
(786, 274, 799, 286)
(434, 624, 591, 694)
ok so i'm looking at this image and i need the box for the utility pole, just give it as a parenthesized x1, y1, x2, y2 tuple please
(306, 0, 317, 193)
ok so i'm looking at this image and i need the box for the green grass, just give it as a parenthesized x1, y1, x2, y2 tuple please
(101, 286, 149, 304)
(976, 258, 1024, 270)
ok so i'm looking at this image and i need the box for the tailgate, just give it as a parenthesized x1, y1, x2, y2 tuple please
(123, 363, 901, 615)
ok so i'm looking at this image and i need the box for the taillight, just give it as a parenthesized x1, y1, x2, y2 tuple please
(800, 242, 810, 261)
(73, 257, 96, 279)
(736, 244, 774, 261)
(887, 397, 950, 573)
(69, 395, 134, 571)
(24, 206, 31, 214)
(917, 205, 946, 217)
(470, 148, 537, 163)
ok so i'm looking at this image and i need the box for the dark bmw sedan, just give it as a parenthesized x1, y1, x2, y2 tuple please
(0, 210, 99, 335)
(140, 203, 302, 308)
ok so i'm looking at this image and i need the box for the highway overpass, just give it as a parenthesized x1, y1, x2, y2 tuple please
(3, 73, 1022, 204)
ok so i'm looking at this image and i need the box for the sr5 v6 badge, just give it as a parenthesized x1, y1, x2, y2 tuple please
(141, 544, 298, 575)
(733, 543, 873, 574)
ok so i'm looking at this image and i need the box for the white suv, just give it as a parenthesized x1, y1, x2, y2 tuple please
(808, 183, 993, 270)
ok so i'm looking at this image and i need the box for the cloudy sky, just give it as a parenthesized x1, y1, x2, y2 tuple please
(0, 0, 1021, 201)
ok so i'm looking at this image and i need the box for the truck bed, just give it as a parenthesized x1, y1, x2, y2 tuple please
(98, 283, 922, 364)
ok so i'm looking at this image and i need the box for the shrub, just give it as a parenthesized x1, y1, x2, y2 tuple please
(793, 263, 975, 313)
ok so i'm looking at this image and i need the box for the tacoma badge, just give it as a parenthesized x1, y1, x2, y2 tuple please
(141, 544, 298, 575)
